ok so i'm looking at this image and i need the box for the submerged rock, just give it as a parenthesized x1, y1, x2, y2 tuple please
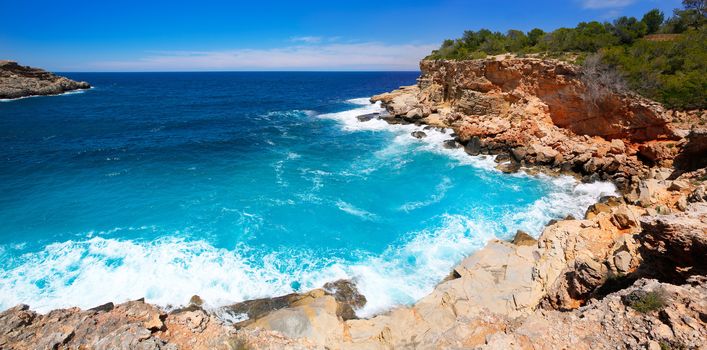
(356, 113, 379, 122)
(442, 139, 461, 149)
(411, 130, 427, 139)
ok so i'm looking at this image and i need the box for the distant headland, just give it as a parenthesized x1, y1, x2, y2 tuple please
(0, 60, 90, 100)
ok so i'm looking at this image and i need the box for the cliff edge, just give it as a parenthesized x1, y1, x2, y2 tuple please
(0, 60, 90, 99)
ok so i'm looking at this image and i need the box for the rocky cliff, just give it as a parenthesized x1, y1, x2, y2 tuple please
(0, 60, 90, 99)
(1, 57, 705, 350)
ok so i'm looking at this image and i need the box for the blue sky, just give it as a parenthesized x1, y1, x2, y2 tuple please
(0, 0, 682, 71)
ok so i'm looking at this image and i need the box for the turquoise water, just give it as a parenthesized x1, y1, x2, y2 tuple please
(0, 72, 615, 316)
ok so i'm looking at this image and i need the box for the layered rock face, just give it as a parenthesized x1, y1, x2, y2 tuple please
(377, 58, 676, 141)
(0, 60, 90, 99)
(419, 59, 673, 141)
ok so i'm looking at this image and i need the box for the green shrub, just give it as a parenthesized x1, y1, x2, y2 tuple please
(623, 290, 666, 313)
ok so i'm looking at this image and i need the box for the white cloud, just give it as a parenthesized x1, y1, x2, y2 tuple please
(90, 42, 436, 71)
(581, 0, 635, 9)
(289, 36, 322, 44)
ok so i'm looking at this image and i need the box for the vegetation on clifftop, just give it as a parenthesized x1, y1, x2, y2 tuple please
(427, 0, 706, 110)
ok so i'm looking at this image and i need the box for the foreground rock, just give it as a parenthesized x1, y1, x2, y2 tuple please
(0, 60, 90, 99)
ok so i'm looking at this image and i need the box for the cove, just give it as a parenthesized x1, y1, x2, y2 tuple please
(0, 72, 615, 316)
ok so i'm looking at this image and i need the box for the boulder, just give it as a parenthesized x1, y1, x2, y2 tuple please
(613, 251, 633, 273)
(356, 113, 379, 122)
(405, 108, 424, 120)
(496, 161, 521, 173)
(442, 139, 461, 149)
(464, 136, 482, 156)
(585, 202, 611, 219)
(638, 142, 678, 166)
(611, 205, 638, 229)
(639, 203, 707, 282)
(511, 230, 537, 246)
(668, 180, 690, 191)
(688, 185, 707, 203)
(410, 131, 427, 139)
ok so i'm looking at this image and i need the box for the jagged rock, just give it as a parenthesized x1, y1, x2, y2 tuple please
(611, 205, 638, 229)
(668, 179, 690, 191)
(171, 309, 208, 333)
(464, 136, 482, 156)
(405, 107, 424, 120)
(674, 128, 707, 171)
(0, 60, 90, 99)
(637, 179, 661, 207)
(496, 161, 521, 173)
(511, 147, 528, 162)
(609, 139, 626, 154)
(189, 295, 204, 307)
(371, 85, 419, 116)
(442, 139, 461, 149)
(356, 113, 378, 122)
(245, 291, 342, 346)
(676, 196, 689, 211)
(638, 142, 679, 166)
(639, 203, 707, 282)
(512, 230, 537, 246)
(688, 185, 707, 203)
(585, 202, 611, 219)
(530, 143, 559, 164)
(410, 131, 427, 139)
(322, 279, 366, 321)
(613, 251, 633, 273)
(486, 279, 707, 349)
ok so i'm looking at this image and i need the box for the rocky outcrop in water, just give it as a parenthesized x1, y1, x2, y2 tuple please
(0, 60, 90, 99)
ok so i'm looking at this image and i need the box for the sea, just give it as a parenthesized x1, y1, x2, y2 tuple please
(0, 72, 616, 316)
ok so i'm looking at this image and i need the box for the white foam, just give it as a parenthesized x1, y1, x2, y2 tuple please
(319, 98, 500, 173)
(318, 100, 392, 132)
(0, 168, 612, 315)
(0, 215, 492, 317)
(399, 177, 452, 212)
(336, 200, 379, 221)
(346, 97, 373, 105)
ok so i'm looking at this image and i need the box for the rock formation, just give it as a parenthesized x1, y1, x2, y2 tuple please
(1, 57, 705, 349)
(0, 60, 90, 99)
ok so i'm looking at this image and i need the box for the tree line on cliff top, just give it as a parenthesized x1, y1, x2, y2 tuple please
(427, 0, 706, 110)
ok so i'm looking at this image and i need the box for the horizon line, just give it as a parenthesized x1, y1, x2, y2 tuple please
(58, 70, 422, 73)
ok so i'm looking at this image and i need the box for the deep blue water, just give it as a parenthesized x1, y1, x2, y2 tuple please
(0, 72, 614, 315)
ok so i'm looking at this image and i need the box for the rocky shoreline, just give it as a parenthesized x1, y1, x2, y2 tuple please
(1, 57, 706, 349)
(0, 61, 90, 100)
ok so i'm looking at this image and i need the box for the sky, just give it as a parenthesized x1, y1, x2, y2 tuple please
(0, 0, 683, 71)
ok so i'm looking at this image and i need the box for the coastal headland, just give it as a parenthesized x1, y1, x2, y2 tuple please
(0, 57, 705, 349)
(0, 61, 90, 100)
